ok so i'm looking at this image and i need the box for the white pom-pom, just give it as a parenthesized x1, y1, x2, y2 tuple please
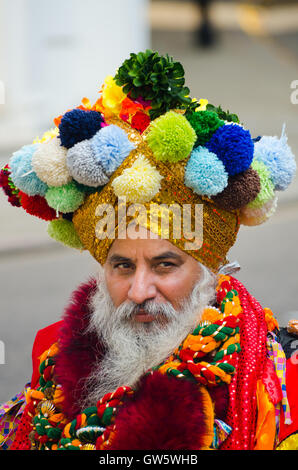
(32, 137, 72, 187)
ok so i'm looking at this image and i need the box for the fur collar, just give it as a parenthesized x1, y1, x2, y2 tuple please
(54, 277, 228, 423)
(54, 277, 105, 420)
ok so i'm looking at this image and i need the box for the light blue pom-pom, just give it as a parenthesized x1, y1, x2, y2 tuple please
(184, 146, 228, 197)
(91, 124, 135, 176)
(67, 139, 109, 187)
(9, 144, 48, 196)
(254, 125, 296, 191)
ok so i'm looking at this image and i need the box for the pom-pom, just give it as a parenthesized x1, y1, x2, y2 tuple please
(19, 191, 57, 221)
(9, 144, 48, 196)
(240, 195, 278, 226)
(184, 147, 228, 197)
(246, 160, 275, 209)
(59, 109, 104, 149)
(131, 111, 151, 133)
(32, 137, 72, 187)
(254, 125, 296, 191)
(74, 181, 102, 195)
(47, 219, 84, 249)
(206, 123, 254, 176)
(45, 182, 85, 214)
(186, 110, 224, 146)
(147, 111, 196, 162)
(0, 165, 21, 207)
(67, 140, 109, 187)
(212, 167, 261, 211)
(91, 124, 135, 175)
(112, 154, 163, 203)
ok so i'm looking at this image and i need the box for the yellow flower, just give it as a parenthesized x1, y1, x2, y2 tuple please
(33, 127, 59, 144)
(101, 75, 126, 115)
(196, 98, 209, 112)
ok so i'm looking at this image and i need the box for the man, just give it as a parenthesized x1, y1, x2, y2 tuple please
(0, 50, 297, 450)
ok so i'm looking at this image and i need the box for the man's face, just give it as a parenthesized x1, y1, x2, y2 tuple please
(104, 227, 202, 324)
(82, 229, 215, 404)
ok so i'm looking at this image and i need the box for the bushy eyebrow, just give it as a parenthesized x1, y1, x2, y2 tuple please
(151, 251, 183, 263)
(108, 251, 183, 265)
(108, 254, 132, 265)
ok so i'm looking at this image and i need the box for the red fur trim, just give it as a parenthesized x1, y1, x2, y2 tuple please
(208, 385, 229, 421)
(54, 277, 105, 420)
(109, 372, 208, 450)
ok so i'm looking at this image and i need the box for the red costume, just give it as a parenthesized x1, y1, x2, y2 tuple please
(1, 275, 297, 451)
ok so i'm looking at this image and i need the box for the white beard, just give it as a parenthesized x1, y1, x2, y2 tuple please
(79, 263, 217, 410)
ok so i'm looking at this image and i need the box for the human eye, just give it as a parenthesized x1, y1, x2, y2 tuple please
(155, 261, 177, 271)
(113, 262, 133, 271)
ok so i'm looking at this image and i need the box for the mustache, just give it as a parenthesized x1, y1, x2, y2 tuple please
(114, 299, 180, 322)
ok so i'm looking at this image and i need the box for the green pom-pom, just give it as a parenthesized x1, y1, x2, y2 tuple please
(186, 110, 224, 146)
(147, 111, 196, 162)
(47, 427, 62, 440)
(74, 181, 102, 195)
(47, 219, 84, 249)
(45, 182, 84, 213)
(246, 160, 274, 209)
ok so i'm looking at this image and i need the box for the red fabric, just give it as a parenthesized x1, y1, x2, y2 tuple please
(10, 403, 35, 450)
(31, 320, 63, 389)
(109, 372, 209, 450)
(11, 276, 291, 450)
(220, 276, 268, 450)
(279, 358, 298, 443)
(262, 357, 283, 405)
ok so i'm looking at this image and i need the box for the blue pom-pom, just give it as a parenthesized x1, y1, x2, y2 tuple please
(9, 144, 48, 196)
(254, 125, 296, 191)
(184, 146, 228, 197)
(59, 109, 104, 149)
(206, 123, 254, 176)
(67, 139, 109, 187)
(91, 125, 135, 175)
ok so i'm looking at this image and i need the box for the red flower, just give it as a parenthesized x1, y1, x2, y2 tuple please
(131, 111, 151, 133)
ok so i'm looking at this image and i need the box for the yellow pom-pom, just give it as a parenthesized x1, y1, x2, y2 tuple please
(112, 154, 163, 203)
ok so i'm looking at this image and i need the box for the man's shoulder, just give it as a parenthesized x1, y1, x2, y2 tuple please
(31, 320, 64, 388)
(30, 277, 97, 388)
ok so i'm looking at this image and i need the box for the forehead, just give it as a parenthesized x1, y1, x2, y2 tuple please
(107, 238, 185, 261)
(106, 226, 187, 262)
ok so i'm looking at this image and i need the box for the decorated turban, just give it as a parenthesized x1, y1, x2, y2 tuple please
(1, 50, 296, 273)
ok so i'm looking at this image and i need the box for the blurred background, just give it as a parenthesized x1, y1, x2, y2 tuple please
(0, 0, 297, 401)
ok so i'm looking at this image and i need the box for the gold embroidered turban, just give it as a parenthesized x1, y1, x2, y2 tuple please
(2, 50, 296, 273)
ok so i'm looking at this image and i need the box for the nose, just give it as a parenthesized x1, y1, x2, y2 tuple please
(127, 266, 157, 305)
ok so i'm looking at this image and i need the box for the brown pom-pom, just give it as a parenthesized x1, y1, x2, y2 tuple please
(212, 167, 261, 211)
